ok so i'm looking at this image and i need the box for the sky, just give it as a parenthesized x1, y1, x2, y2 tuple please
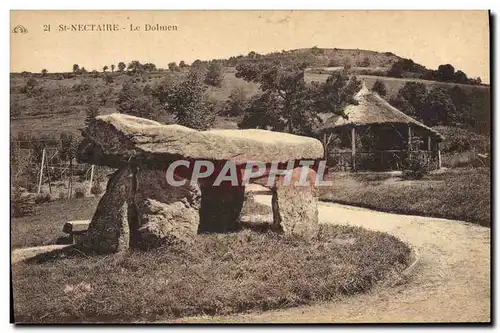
(10, 10, 490, 83)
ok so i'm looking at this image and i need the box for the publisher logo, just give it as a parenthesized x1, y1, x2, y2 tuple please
(12, 25, 28, 34)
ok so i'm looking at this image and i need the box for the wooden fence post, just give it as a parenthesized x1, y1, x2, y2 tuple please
(37, 148, 46, 194)
(44, 152, 52, 194)
(438, 142, 442, 169)
(351, 127, 356, 172)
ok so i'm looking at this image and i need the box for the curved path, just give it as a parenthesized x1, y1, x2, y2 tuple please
(179, 193, 490, 323)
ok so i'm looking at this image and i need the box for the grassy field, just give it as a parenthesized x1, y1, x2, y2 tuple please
(12, 224, 411, 323)
(11, 192, 273, 249)
(11, 197, 100, 249)
(319, 167, 491, 227)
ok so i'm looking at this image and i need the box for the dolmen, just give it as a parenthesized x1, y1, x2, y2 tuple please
(76, 113, 324, 253)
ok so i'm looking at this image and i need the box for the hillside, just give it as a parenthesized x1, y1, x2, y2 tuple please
(10, 71, 490, 139)
(10, 47, 490, 139)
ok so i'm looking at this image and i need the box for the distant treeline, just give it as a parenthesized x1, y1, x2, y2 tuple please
(386, 59, 482, 85)
(12, 47, 485, 86)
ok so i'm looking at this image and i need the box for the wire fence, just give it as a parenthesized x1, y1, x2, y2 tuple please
(11, 144, 110, 197)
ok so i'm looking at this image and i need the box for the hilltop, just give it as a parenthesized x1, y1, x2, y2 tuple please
(220, 47, 404, 69)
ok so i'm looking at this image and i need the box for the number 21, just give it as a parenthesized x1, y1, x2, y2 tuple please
(43, 24, 50, 32)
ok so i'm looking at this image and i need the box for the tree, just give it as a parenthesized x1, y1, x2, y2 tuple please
(41, 69, 48, 76)
(223, 86, 248, 117)
(236, 60, 360, 136)
(103, 65, 108, 73)
(80, 67, 88, 74)
(437, 64, 455, 82)
(453, 70, 468, 84)
(116, 81, 162, 120)
(111, 64, 115, 72)
(118, 62, 126, 72)
(204, 61, 224, 87)
(449, 85, 474, 126)
(191, 59, 203, 69)
(312, 69, 362, 116)
(179, 60, 187, 69)
(389, 82, 427, 118)
(143, 63, 157, 72)
(85, 105, 100, 125)
(127, 60, 144, 75)
(154, 68, 216, 129)
(387, 62, 404, 78)
(236, 60, 311, 133)
(471, 77, 482, 85)
(371, 79, 387, 97)
(73, 64, 80, 73)
(168, 62, 179, 72)
(421, 87, 456, 125)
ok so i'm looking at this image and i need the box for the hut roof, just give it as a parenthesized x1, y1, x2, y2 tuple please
(321, 84, 444, 140)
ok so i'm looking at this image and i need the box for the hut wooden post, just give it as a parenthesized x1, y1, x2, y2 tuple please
(427, 136, 432, 166)
(407, 125, 412, 151)
(351, 127, 356, 171)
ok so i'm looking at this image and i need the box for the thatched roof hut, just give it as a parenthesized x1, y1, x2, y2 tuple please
(320, 85, 444, 140)
(320, 84, 444, 171)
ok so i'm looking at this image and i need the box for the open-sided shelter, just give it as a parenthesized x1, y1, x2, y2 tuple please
(320, 84, 444, 171)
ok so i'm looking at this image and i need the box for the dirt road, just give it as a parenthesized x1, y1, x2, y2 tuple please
(180, 193, 491, 323)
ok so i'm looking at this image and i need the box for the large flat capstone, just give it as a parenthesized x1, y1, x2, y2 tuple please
(77, 113, 324, 167)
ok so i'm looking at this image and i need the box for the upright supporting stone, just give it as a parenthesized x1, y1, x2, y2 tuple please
(134, 169, 201, 248)
(271, 166, 319, 240)
(80, 167, 133, 253)
(198, 184, 245, 233)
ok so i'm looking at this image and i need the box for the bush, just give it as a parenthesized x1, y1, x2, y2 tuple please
(359, 57, 371, 67)
(34, 193, 52, 204)
(90, 183, 103, 196)
(372, 79, 387, 97)
(401, 137, 432, 180)
(402, 153, 430, 180)
(11, 188, 35, 218)
(74, 187, 86, 198)
(72, 81, 91, 92)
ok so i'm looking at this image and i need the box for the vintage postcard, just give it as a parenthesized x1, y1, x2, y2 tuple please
(10, 10, 491, 324)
